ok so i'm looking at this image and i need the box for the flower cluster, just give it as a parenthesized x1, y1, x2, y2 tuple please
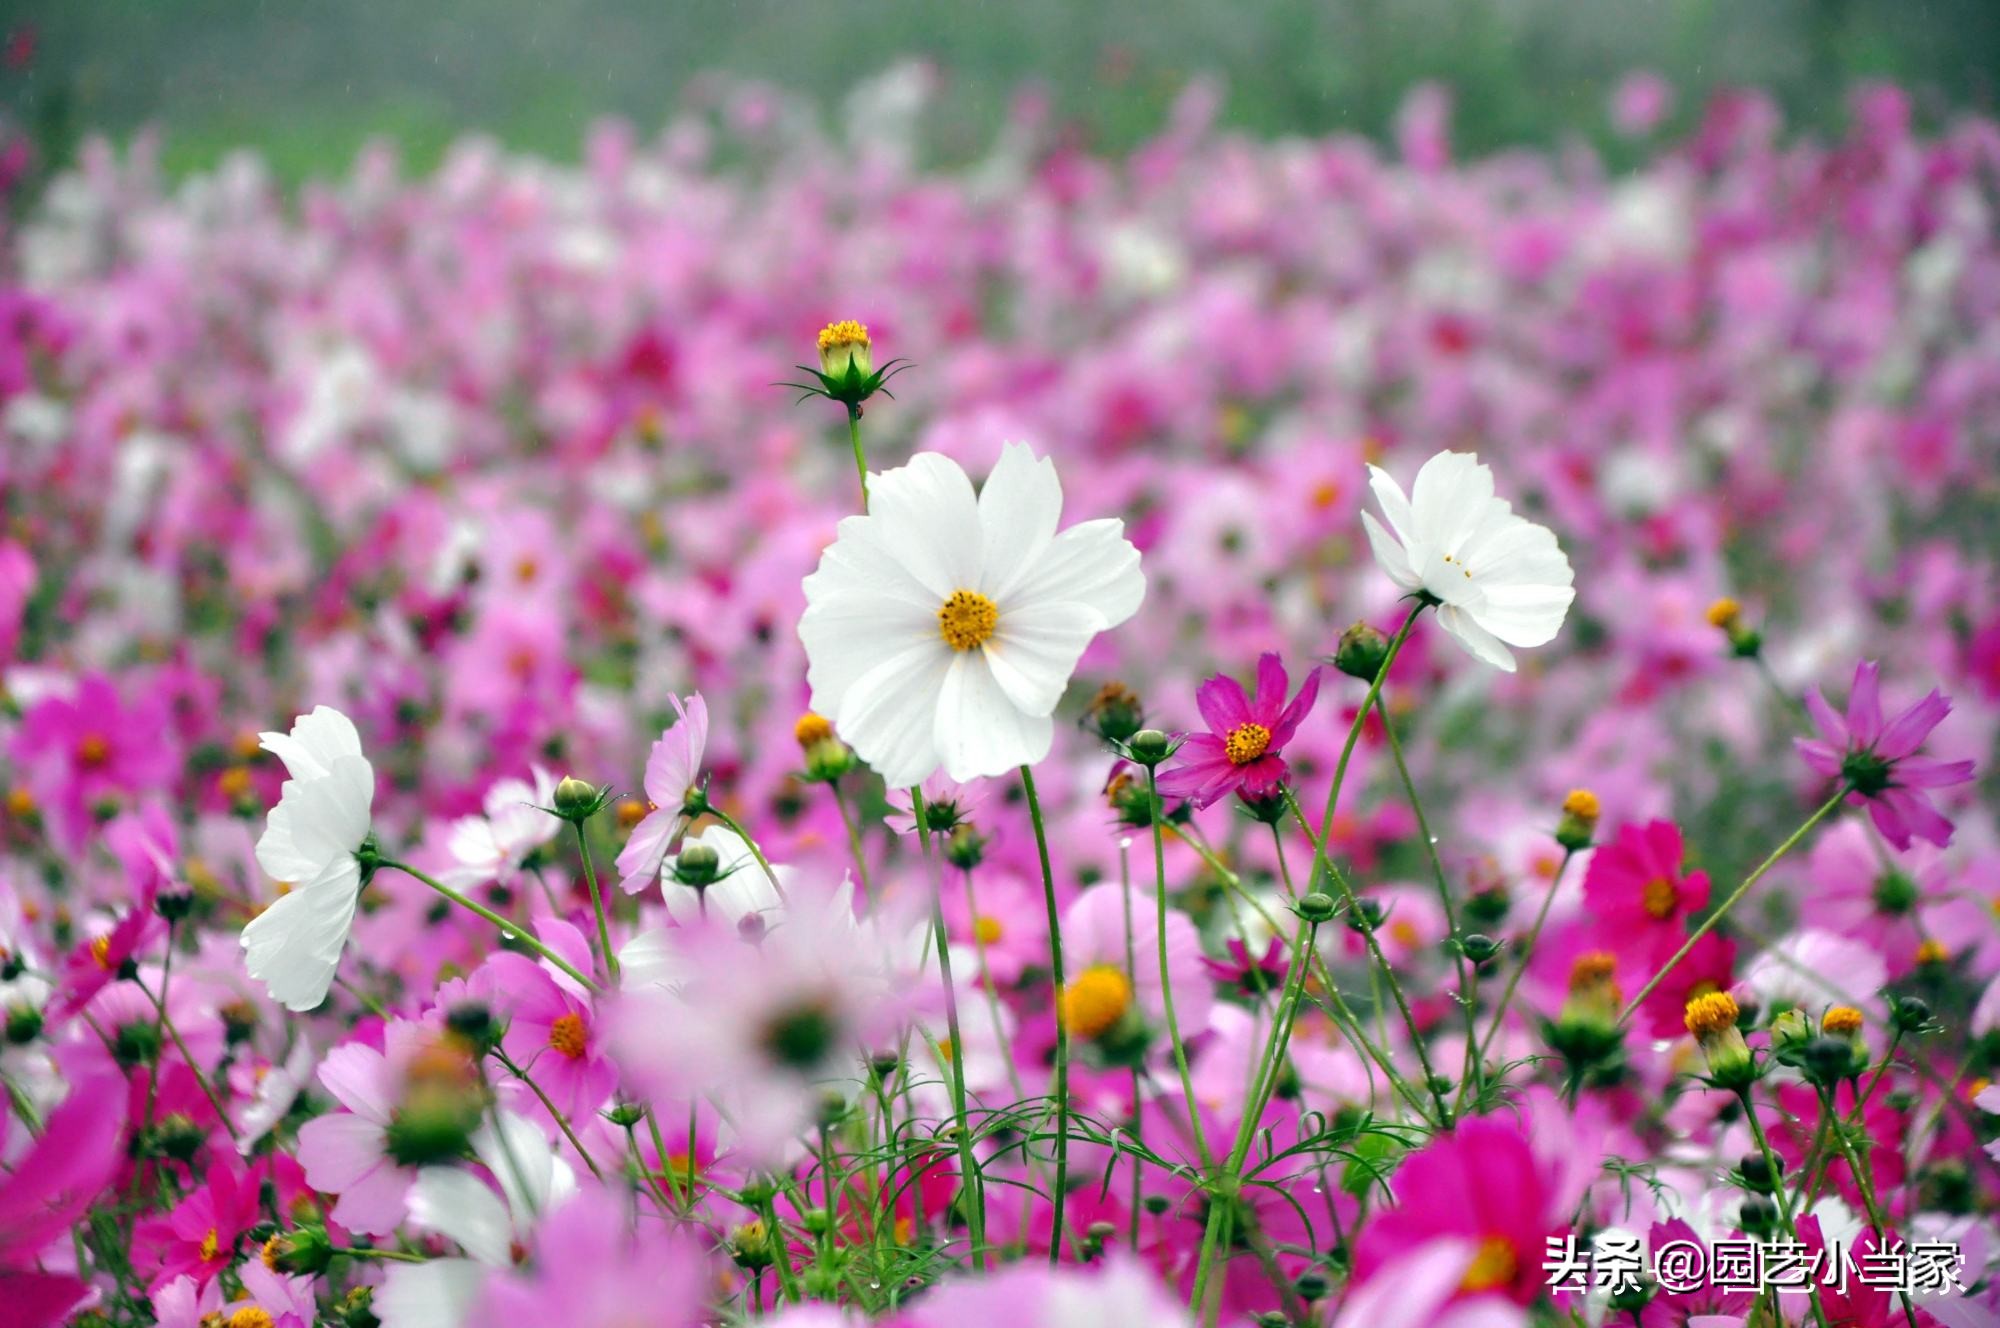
(0, 69, 1996, 1328)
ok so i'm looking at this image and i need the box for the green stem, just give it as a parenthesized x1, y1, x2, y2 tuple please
(848, 405, 869, 511)
(1465, 848, 1575, 1102)
(1740, 1090, 1831, 1328)
(1373, 694, 1481, 1095)
(1143, 764, 1215, 1173)
(1616, 786, 1847, 1026)
(1818, 1084, 1920, 1328)
(1018, 764, 1072, 1264)
(572, 821, 618, 983)
(705, 805, 786, 898)
(133, 971, 240, 1142)
(385, 861, 600, 994)
(494, 1048, 604, 1181)
(1309, 604, 1423, 885)
(911, 786, 987, 1269)
(831, 780, 874, 906)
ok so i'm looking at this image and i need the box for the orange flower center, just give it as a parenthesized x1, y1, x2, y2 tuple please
(77, 734, 110, 768)
(199, 1227, 220, 1262)
(1641, 876, 1679, 920)
(1224, 722, 1272, 766)
(1460, 1234, 1518, 1293)
(89, 935, 114, 970)
(548, 1012, 588, 1059)
(973, 915, 1004, 945)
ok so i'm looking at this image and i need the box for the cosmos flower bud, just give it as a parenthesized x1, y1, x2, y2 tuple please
(1738, 1194, 1779, 1238)
(1085, 681, 1146, 745)
(1915, 938, 1950, 970)
(729, 1218, 774, 1269)
(1738, 1152, 1781, 1194)
(1684, 991, 1756, 1089)
(1345, 898, 1384, 933)
(817, 320, 873, 380)
(1554, 788, 1599, 851)
(672, 842, 723, 888)
(552, 775, 607, 822)
(1801, 1034, 1856, 1087)
(1706, 596, 1761, 658)
(1891, 995, 1931, 1034)
(1332, 621, 1390, 682)
(1459, 933, 1501, 968)
(1294, 1271, 1330, 1302)
(1768, 1007, 1811, 1061)
(794, 712, 856, 783)
(267, 1224, 335, 1276)
(1296, 892, 1337, 925)
(384, 1040, 484, 1167)
(1125, 729, 1172, 767)
(444, 1000, 502, 1056)
(943, 822, 986, 871)
(4, 1002, 41, 1044)
(1821, 1005, 1866, 1064)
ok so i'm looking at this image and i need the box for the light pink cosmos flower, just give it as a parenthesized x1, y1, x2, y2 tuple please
(472, 1184, 711, 1327)
(905, 1255, 1192, 1328)
(615, 692, 708, 895)
(1156, 652, 1322, 809)
(609, 886, 925, 1165)
(295, 1021, 468, 1235)
(0, 1070, 126, 1328)
(1797, 659, 1974, 849)
(475, 921, 617, 1126)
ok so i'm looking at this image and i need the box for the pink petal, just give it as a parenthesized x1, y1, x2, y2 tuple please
(1874, 690, 1949, 761)
(1250, 652, 1288, 722)
(1194, 673, 1252, 735)
(1846, 660, 1883, 746)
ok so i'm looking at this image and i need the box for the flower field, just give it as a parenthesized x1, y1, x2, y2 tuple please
(1, 76, 1997, 1327)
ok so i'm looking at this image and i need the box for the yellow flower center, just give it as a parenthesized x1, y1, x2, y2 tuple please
(1822, 1006, 1864, 1035)
(548, 1012, 588, 1060)
(1062, 965, 1133, 1041)
(973, 915, 1004, 945)
(1460, 1234, 1518, 1293)
(229, 1310, 275, 1328)
(1706, 597, 1742, 630)
(199, 1227, 220, 1262)
(938, 590, 999, 651)
(89, 935, 114, 970)
(1568, 951, 1617, 992)
(260, 1234, 281, 1270)
(1561, 788, 1599, 821)
(1224, 722, 1272, 765)
(1916, 938, 1949, 966)
(218, 766, 253, 799)
(77, 734, 111, 767)
(1683, 990, 1740, 1039)
(6, 787, 35, 817)
(1641, 876, 1679, 920)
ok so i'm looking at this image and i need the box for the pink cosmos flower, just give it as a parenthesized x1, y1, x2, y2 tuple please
(9, 673, 175, 852)
(46, 905, 165, 1026)
(1637, 930, 1737, 1040)
(1580, 819, 1709, 958)
(0, 1071, 126, 1328)
(473, 1185, 711, 1327)
(615, 692, 708, 894)
(296, 1021, 474, 1235)
(1797, 660, 1974, 849)
(131, 1162, 264, 1292)
(906, 1255, 1191, 1328)
(1352, 1113, 1569, 1312)
(476, 922, 618, 1126)
(1156, 653, 1322, 809)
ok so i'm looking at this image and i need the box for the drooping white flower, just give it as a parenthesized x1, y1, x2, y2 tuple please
(1361, 450, 1575, 671)
(376, 1112, 576, 1328)
(799, 443, 1144, 787)
(241, 706, 375, 1011)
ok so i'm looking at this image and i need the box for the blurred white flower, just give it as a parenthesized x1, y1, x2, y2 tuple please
(1362, 450, 1575, 671)
(241, 706, 375, 1011)
(800, 443, 1144, 786)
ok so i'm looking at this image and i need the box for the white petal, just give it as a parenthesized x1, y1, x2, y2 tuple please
(976, 442, 1062, 604)
(934, 651, 1053, 782)
(1364, 464, 1417, 546)
(864, 452, 985, 597)
(472, 1110, 575, 1227)
(259, 706, 364, 782)
(256, 755, 374, 883)
(834, 638, 955, 789)
(1437, 603, 1517, 672)
(801, 512, 947, 616)
(998, 517, 1144, 629)
(983, 600, 1103, 717)
(240, 856, 362, 1012)
(1409, 450, 1495, 550)
(408, 1168, 515, 1267)
(799, 590, 937, 716)
(1361, 511, 1421, 591)
(375, 1259, 487, 1328)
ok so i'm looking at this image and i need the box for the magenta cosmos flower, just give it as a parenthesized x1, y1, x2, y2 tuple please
(1156, 653, 1322, 809)
(1580, 819, 1709, 963)
(1797, 660, 1974, 849)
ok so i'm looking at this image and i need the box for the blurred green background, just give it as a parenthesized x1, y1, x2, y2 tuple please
(4, 0, 1998, 184)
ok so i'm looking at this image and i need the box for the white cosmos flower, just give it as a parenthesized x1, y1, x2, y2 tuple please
(440, 765, 561, 889)
(799, 443, 1144, 787)
(1361, 450, 1576, 672)
(376, 1112, 575, 1328)
(241, 706, 375, 1012)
